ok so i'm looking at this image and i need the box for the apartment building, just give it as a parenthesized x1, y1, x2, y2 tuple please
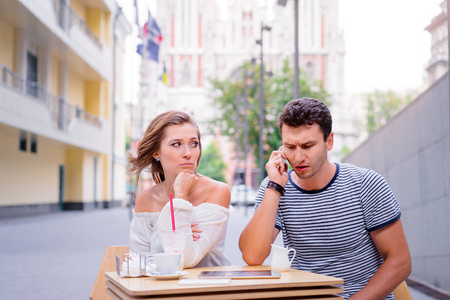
(0, 0, 131, 218)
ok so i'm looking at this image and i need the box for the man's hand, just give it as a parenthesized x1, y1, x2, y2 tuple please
(266, 148, 289, 187)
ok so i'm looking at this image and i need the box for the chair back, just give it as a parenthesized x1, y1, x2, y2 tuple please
(90, 245, 129, 300)
(393, 280, 413, 300)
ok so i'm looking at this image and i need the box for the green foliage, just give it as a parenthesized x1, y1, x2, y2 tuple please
(209, 58, 330, 166)
(197, 140, 227, 183)
(125, 131, 131, 150)
(366, 90, 413, 134)
(341, 145, 352, 157)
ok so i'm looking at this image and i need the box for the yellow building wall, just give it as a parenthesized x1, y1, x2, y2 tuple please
(0, 125, 65, 206)
(70, 0, 86, 19)
(68, 69, 85, 108)
(0, 19, 15, 69)
(65, 149, 83, 202)
(104, 12, 111, 45)
(103, 81, 110, 119)
(86, 9, 103, 41)
(50, 56, 59, 96)
(85, 81, 102, 117)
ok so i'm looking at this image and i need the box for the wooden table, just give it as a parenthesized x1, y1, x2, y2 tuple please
(105, 265, 343, 299)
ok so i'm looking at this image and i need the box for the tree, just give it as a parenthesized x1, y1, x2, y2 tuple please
(266, 59, 331, 155)
(366, 90, 413, 134)
(209, 58, 330, 165)
(197, 140, 227, 183)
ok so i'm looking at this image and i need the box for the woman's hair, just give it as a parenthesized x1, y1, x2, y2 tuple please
(278, 97, 332, 141)
(128, 110, 202, 184)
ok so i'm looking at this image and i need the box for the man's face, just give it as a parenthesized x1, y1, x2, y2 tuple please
(281, 123, 333, 180)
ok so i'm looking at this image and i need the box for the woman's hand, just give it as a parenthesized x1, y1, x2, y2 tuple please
(191, 222, 202, 241)
(173, 171, 199, 199)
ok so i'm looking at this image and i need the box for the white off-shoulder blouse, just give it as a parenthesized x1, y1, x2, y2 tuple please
(128, 198, 231, 268)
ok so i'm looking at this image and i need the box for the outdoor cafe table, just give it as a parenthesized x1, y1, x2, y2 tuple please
(105, 265, 344, 299)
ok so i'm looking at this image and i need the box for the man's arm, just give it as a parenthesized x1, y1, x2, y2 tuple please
(239, 189, 281, 265)
(349, 219, 411, 299)
(239, 149, 288, 265)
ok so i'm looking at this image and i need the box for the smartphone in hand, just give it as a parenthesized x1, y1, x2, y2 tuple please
(280, 146, 288, 174)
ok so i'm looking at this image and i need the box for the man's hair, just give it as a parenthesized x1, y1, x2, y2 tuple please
(278, 97, 332, 141)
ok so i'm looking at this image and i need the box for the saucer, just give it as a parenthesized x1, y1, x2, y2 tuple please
(148, 271, 189, 280)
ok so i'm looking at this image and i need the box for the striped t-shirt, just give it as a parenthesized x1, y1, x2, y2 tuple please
(254, 163, 400, 299)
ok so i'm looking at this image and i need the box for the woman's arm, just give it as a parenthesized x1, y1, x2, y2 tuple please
(157, 181, 231, 267)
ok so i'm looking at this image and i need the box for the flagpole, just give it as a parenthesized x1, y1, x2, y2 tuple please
(134, 0, 147, 137)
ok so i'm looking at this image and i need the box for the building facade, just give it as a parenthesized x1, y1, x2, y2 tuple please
(135, 0, 348, 186)
(425, 0, 448, 87)
(272, 0, 351, 160)
(0, 0, 131, 218)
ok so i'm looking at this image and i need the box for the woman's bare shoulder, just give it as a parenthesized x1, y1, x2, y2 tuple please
(198, 176, 230, 208)
(134, 185, 163, 213)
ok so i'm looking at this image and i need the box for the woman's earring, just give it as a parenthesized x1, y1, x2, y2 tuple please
(155, 157, 160, 161)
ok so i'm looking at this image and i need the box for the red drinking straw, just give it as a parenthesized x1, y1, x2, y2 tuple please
(169, 192, 175, 232)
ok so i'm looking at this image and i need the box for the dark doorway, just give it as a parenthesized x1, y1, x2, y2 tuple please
(26, 52, 38, 97)
(93, 157, 98, 208)
(59, 165, 65, 211)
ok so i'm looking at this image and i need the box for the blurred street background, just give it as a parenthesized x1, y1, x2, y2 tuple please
(0, 0, 449, 298)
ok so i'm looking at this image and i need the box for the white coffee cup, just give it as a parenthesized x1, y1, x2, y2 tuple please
(270, 244, 296, 271)
(153, 253, 181, 275)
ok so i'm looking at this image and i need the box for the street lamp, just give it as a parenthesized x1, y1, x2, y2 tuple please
(256, 22, 272, 182)
(277, 0, 300, 99)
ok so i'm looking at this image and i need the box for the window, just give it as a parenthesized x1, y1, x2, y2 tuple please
(26, 52, 38, 97)
(19, 130, 27, 152)
(30, 134, 37, 154)
(58, 0, 68, 30)
(181, 62, 191, 86)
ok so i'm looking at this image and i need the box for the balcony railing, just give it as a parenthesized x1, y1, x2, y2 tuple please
(52, 0, 102, 49)
(1, 64, 101, 130)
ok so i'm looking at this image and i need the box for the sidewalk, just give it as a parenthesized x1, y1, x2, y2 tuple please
(0, 206, 447, 299)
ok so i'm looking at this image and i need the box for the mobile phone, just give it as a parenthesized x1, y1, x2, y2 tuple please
(280, 146, 288, 173)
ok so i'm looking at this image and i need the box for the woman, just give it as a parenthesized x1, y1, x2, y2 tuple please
(128, 111, 231, 268)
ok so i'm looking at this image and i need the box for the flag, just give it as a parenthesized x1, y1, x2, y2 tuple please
(136, 9, 162, 62)
(136, 39, 160, 62)
(159, 63, 167, 85)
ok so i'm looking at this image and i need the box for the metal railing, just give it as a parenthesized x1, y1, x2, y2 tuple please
(0, 64, 101, 130)
(52, 0, 102, 49)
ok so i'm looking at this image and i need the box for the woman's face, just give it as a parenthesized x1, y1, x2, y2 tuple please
(157, 123, 200, 177)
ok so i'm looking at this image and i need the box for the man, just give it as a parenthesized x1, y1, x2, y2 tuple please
(239, 98, 411, 299)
